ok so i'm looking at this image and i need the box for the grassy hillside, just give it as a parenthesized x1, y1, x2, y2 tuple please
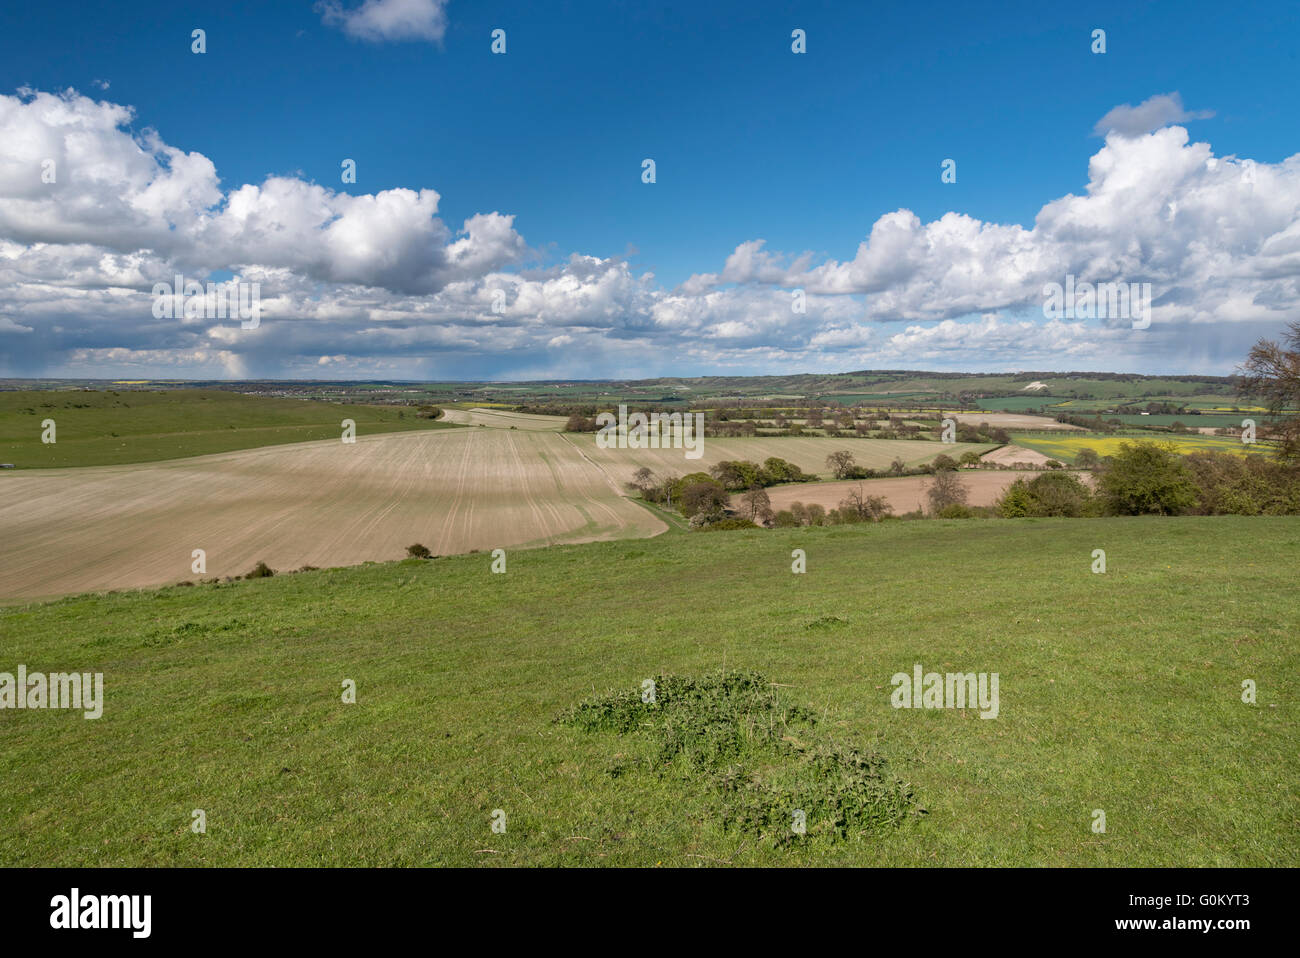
(0, 389, 455, 468)
(2, 516, 1294, 867)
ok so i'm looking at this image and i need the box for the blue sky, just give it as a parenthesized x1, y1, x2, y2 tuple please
(0, 0, 1297, 379)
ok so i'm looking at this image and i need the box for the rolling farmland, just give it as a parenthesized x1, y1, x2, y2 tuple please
(0, 428, 661, 600)
(0, 420, 992, 600)
(580, 435, 994, 484)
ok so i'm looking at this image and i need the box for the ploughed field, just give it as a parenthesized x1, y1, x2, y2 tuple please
(946, 413, 1083, 431)
(0, 425, 982, 600)
(764, 471, 1094, 515)
(1, 516, 1294, 866)
(0, 429, 656, 600)
(438, 408, 566, 430)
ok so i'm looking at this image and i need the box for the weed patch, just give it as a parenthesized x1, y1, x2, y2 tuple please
(559, 670, 918, 845)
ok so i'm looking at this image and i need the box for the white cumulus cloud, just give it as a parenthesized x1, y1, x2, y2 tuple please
(316, 0, 450, 44)
(0, 87, 1297, 380)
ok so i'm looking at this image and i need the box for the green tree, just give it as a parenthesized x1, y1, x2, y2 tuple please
(760, 457, 809, 484)
(1024, 471, 1093, 516)
(710, 460, 760, 490)
(998, 478, 1033, 518)
(679, 478, 729, 520)
(772, 509, 799, 527)
(1096, 441, 1196, 515)
(1074, 447, 1101, 469)
(825, 450, 857, 479)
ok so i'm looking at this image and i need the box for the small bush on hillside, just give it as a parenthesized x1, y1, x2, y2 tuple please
(244, 561, 275, 579)
(998, 470, 1096, 518)
(697, 517, 760, 531)
(999, 478, 1033, 518)
(836, 486, 892, 523)
(786, 502, 828, 526)
(406, 543, 432, 559)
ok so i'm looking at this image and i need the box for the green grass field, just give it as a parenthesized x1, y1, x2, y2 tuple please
(0, 389, 457, 468)
(2, 516, 1294, 866)
(971, 395, 1061, 412)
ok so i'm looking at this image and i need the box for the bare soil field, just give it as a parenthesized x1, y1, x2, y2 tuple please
(765, 471, 1092, 515)
(439, 407, 566, 430)
(0, 429, 660, 601)
(948, 413, 1083, 430)
(980, 444, 1059, 467)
